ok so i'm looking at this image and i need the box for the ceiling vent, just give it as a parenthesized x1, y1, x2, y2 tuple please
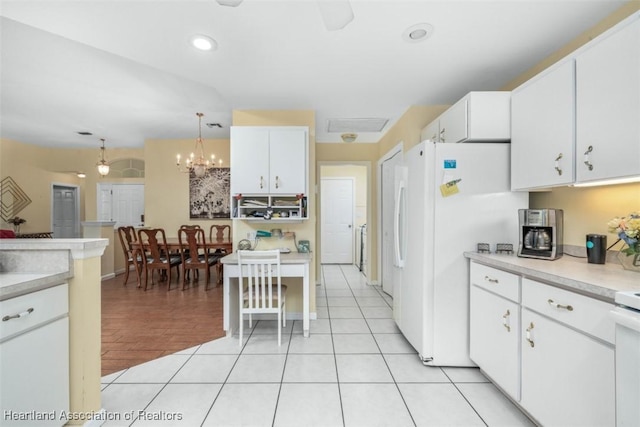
(327, 118, 389, 133)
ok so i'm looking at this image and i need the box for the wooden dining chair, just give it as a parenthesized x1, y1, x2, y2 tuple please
(137, 228, 182, 291)
(210, 224, 232, 284)
(237, 250, 287, 346)
(117, 226, 141, 287)
(178, 227, 219, 290)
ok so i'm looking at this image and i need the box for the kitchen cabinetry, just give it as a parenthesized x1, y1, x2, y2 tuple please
(520, 279, 615, 427)
(468, 262, 615, 426)
(469, 263, 520, 401)
(230, 126, 308, 195)
(510, 13, 640, 190)
(511, 60, 575, 190)
(1, 283, 69, 426)
(575, 17, 640, 184)
(420, 91, 511, 143)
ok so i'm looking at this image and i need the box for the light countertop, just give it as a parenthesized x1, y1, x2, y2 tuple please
(465, 252, 640, 302)
(0, 272, 70, 301)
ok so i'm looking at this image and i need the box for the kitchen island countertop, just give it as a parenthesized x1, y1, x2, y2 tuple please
(465, 251, 640, 303)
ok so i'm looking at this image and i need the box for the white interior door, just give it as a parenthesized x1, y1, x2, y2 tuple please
(52, 185, 79, 238)
(381, 151, 403, 295)
(321, 178, 354, 264)
(97, 183, 145, 226)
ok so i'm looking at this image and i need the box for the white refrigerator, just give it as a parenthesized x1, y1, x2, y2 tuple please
(393, 140, 528, 366)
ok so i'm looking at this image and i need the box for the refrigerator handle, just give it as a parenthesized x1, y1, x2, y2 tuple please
(394, 180, 406, 268)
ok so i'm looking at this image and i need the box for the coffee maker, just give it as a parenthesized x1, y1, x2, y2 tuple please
(518, 209, 563, 260)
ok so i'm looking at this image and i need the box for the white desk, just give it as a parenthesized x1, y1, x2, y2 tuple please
(220, 252, 312, 338)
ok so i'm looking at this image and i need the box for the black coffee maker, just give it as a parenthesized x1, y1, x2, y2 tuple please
(518, 209, 563, 260)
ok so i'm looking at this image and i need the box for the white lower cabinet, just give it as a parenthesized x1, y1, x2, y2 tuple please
(0, 284, 69, 427)
(470, 285, 520, 401)
(520, 308, 615, 427)
(469, 262, 616, 426)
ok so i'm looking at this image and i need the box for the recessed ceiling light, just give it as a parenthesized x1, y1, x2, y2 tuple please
(76, 172, 86, 178)
(402, 23, 434, 43)
(189, 34, 217, 51)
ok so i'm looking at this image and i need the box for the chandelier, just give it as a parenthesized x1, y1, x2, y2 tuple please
(176, 112, 221, 177)
(96, 138, 110, 177)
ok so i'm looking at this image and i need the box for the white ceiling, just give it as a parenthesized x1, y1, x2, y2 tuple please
(0, 0, 629, 148)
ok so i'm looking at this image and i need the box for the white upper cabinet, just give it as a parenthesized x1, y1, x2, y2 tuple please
(511, 60, 575, 190)
(420, 91, 511, 143)
(230, 126, 308, 195)
(510, 13, 640, 190)
(575, 17, 640, 184)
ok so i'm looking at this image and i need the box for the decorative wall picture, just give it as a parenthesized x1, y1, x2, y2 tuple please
(189, 168, 231, 219)
(0, 176, 32, 222)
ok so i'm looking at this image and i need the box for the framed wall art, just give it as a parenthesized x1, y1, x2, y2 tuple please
(189, 168, 231, 219)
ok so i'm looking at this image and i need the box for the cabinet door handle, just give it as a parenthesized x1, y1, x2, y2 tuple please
(547, 299, 573, 311)
(275, 176, 279, 189)
(259, 176, 264, 189)
(484, 275, 499, 284)
(502, 309, 511, 332)
(554, 153, 563, 176)
(440, 128, 446, 143)
(526, 322, 535, 347)
(2, 307, 34, 322)
(583, 145, 594, 171)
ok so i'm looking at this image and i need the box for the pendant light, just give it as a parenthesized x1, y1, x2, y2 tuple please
(97, 138, 110, 177)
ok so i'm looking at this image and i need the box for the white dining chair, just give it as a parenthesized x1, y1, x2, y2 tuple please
(237, 250, 287, 346)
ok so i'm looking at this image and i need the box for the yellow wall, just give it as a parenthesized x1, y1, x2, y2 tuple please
(530, 184, 640, 247)
(143, 137, 231, 233)
(0, 138, 143, 233)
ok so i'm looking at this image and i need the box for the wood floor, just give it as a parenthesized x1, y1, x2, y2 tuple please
(101, 271, 225, 376)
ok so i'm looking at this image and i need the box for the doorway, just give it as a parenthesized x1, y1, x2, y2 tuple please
(52, 184, 80, 238)
(321, 177, 355, 264)
(97, 183, 145, 227)
(318, 163, 370, 276)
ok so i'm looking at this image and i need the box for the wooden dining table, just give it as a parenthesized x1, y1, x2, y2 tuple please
(131, 237, 233, 285)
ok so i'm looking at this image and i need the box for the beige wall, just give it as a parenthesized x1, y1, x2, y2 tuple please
(143, 137, 231, 233)
(0, 138, 143, 233)
(531, 183, 640, 247)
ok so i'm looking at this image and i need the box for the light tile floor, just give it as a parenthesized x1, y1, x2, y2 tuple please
(101, 264, 535, 427)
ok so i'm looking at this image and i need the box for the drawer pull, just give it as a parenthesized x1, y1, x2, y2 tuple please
(259, 176, 264, 189)
(547, 299, 573, 312)
(502, 310, 511, 332)
(2, 307, 34, 322)
(526, 322, 535, 348)
(484, 275, 499, 284)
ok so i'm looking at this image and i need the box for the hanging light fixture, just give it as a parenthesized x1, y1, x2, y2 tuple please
(96, 138, 110, 177)
(176, 112, 222, 177)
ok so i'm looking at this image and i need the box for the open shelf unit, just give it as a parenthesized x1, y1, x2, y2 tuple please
(231, 194, 307, 221)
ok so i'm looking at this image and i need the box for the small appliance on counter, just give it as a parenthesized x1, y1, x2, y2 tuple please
(518, 209, 563, 260)
(586, 234, 607, 264)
